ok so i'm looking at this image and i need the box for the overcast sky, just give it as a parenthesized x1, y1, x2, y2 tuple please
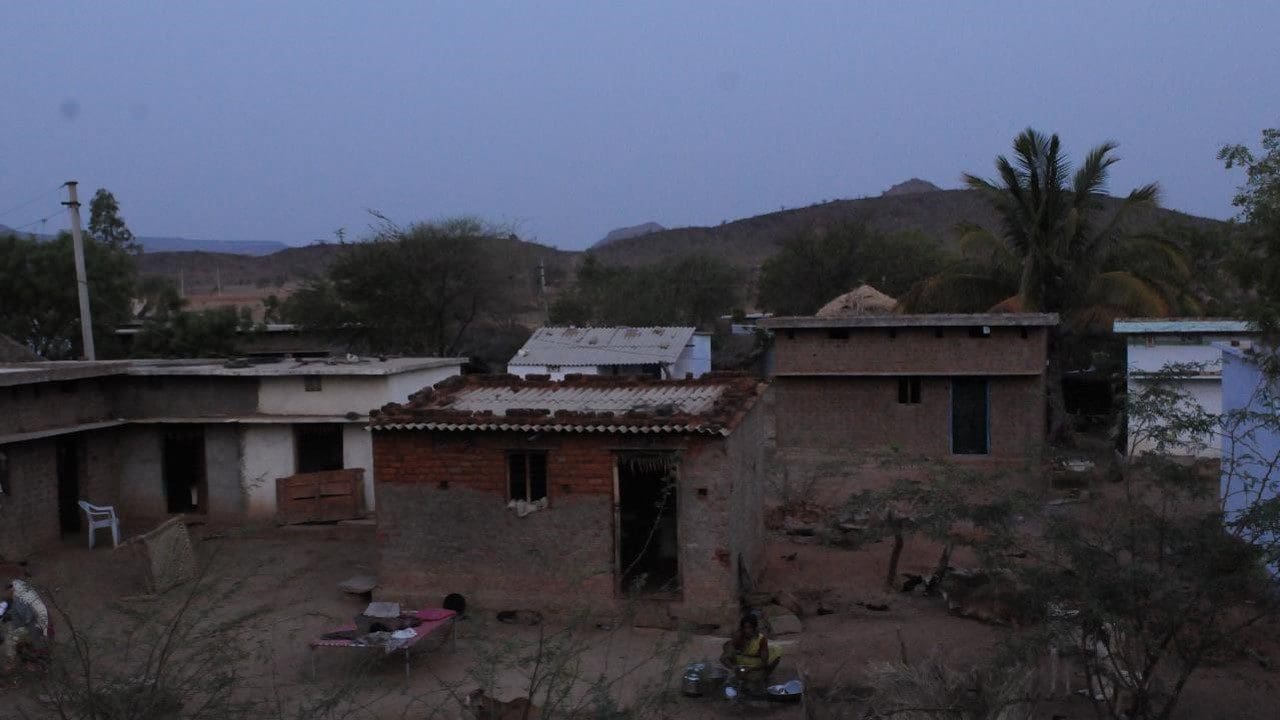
(2, 2, 1277, 249)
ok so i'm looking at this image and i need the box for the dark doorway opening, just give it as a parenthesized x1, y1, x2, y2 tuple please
(616, 453, 680, 596)
(951, 378, 990, 455)
(295, 424, 345, 474)
(56, 436, 81, 534)
(163, 430, 207, 514)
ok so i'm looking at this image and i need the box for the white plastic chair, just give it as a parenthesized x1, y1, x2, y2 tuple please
(77, 500, 120, 549)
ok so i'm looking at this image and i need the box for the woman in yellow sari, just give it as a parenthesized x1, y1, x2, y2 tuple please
(720, 614, 781, 686)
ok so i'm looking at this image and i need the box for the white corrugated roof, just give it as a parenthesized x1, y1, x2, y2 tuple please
(448, 383, 723, 416)
(1113, 318, 1255, 334)
(508, 326, 696, 367)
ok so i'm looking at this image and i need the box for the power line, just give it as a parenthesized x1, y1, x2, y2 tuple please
(0, 184, 65, 221)
(8, 205, 66, 233)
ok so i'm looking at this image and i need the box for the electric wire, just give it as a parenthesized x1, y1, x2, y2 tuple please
(0, 184, 64, 221)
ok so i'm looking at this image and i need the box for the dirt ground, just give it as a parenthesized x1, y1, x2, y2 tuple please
(2, 522, 1278, 719)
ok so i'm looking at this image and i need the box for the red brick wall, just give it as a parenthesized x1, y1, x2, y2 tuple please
(373, 428, 753, 624)
(772, 326, 1048, 376)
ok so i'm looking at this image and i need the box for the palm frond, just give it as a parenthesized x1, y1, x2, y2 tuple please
(898, 272, 1015, 314)
(1083, 271, 1172, 318)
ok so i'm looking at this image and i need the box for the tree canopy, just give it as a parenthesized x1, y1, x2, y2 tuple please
(757, 223, 948, 315)
(283, 219, 517, 358)
(1221, 126, 1280, 334)
(88, 188, 139, 253)
(549, 253, 740, 329)
(901, 129, 1195, 333)
(0, 231, 136, 358)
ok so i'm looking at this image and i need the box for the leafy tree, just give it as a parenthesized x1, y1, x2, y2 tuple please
(88, 188, 139, 253)
(0, 231, 135, 359)
(284, 220, 511, 356)
(132, 307, 244, 358)
(1220, 126, 1280, 334)
(757, 224, 948, 315)
(550, 252, 740, 328)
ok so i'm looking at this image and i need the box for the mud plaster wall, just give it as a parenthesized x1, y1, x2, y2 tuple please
(374, 429, 752, 624)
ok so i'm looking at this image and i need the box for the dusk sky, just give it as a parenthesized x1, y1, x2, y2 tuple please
(2, 2, 1277, 249)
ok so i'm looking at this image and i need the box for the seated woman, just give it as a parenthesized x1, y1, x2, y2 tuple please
(720, 614, 781, 687)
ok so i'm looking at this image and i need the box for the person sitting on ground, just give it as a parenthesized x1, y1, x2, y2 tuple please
(1, 581, 41, 675)
(720, 614, 782, 686)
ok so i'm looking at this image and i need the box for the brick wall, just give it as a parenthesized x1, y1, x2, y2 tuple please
(771, 326, 1048, 376)
(373, 428, 753, 624)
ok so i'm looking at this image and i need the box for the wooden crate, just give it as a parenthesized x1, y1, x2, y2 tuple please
(276, 469, 365, 525)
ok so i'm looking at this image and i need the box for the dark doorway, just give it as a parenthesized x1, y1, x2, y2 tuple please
(56, 436, 81, 534)
(162, 430, 206, 514)
(951, 378, 990, 455)
(616, 453, 680, 596)
(295, 424, 345, 474)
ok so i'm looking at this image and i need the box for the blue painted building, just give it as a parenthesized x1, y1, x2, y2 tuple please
(1218, 344, 1280, 577)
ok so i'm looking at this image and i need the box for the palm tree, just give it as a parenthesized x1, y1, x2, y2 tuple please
(900, 129, 1197, 439)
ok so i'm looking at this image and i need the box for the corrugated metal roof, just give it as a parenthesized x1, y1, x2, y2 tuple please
(1113, 318, 1255, 334)
(370, 373, 761, 436)
(508, 326, 696, 367)
(448, 383, 724, 415)
(762, 313, 1058, 329)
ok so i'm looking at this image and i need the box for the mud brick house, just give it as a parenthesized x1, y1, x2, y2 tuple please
(0, 356, 462, 560)
(370, 373, 766, 624)
(760, 314, 1057, 497)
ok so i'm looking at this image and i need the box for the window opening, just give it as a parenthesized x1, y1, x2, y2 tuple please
(303, 375, 322, 392)
(897, 377, 922, 404)
(295, 424, 345, 473)
(508, 451, 548, 502)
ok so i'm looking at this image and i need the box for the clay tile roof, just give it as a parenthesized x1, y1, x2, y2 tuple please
(508, 326, 696, 367)
(371, 372, 762, 437)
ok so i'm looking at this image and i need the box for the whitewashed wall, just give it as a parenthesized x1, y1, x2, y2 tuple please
(240, 425, 294, 518)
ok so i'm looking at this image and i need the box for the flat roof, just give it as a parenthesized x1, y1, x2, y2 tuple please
(0, 356, 465, 387)
(761, 313, 1058, 330)
(509, 326, 696, 367)
(1114, 318, 1255, 334)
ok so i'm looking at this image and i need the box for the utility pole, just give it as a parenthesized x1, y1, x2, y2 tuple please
(537, 259, 548, 317)
(63, 181, 96, 360)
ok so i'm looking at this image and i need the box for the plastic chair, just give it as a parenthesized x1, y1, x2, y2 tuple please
(77, 500, 120, 549)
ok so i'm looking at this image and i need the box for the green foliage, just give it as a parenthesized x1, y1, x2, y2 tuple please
(549, 252, 740, 328)
(757, 224, 949, 314)
(87, 188, 139, 253)
(1221, 126, 1280, 335)
(902, 129, 1193, 334)
(283, 220, 514, 357)
(0, 231, 136, 359)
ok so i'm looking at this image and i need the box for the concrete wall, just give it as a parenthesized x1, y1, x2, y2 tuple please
(258, 375, 386, 416)
(374, 429, 749, 623)
(343, 424, 375, 510)
(385, 366, 463, 406)
(0, 377, 114, 437)
(722, 400, 767, 590)
(0, 439, 59, 559)
(1127, 376, 1223, 457)
(672, 334, 712, 379)
(241, 425, 295, 518)
(204, 426, 244, 519)
(111, 376, 259, 419)
(771, 326, 1048, 376)
(117, 425, 167, 519)
(1125, 335, 1251, 374)
(1220, 352, 1280, 576)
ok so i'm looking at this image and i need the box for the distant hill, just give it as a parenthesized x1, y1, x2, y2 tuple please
(0, 224, 288, 255)
(882, 178, 944, 196)
(593, 221, 666, 248)
(588, 188, 1223, 269)
(137, 237, 577, 298)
